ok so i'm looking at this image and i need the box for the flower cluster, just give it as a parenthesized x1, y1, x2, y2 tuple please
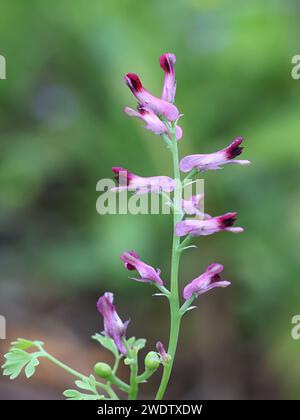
(97, 52, 250, 360)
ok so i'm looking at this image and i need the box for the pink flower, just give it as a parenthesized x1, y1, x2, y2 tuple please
(156, 341, 171, 364)
(120, 251, 163, 286)
(183, 264, 230, 300)
(160, 53, 176, 103)
(124, 73, 179, 121)
(180, 137, 251, 172)
(182, 194, 205, 216)
(97, 292, 129, 355)
(112, 167, 175, 194)
(124, 105, 182, 140)
(176, 212, 244, 236)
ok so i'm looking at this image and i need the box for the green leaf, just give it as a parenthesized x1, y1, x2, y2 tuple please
(63, 389, 104, 400)
(64, 375, 104, 400)
(126, 337, 136, 346)
(74, 375, 97, 393)
(25, 357, 40, 378)
(92, 333, 118, 357)
(133, 338, 146, 351)
(10, 338, 44, 351)
(2, 347, 42, 380)
(127, 337, 147, 352)
(10, 339, 35, 350)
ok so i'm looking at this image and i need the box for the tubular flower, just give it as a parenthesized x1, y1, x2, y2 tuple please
(176, 212, 244, 237)
(111, 166, 175, 194)
(159, 53, 176, 103)
(180, 137, 251, 172)
(183, 264, 230, 300)
(156, 341, 171, 364)
(97, 292, 129, 355)
(182, 194, 205, 217)
(120, 251, 163, 286)
(124, 73, 179, 121)
(124, 106, 182, 140)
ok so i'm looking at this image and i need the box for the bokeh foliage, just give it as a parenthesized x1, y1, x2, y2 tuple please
(1, 0, 300, 398)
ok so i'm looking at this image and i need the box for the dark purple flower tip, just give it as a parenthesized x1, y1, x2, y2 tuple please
(159, 53, 176, 73)
(122, 250, 140, 271)
(124, 73, 143, 93)
(120, 251, 164, 286)
(136, 104, 148, 115)
(112, 167, 133, 186)
(206, 263, 224, 283)
(183, 263, 231, 300)
(225, 137, 244, 159)
(217, 212, 238, 228)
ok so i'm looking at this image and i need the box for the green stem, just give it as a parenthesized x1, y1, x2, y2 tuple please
(109, 375, 130, 393)
(184, 168, 198, 182)
(177, 234, 194, 252)
(112, 354, 122, 375)
(137, 369, 156, 383)
(179, 295, 196, 316)
(39, 348, 118, 400)
(155, 128, 183, 400)
(124, 341, 139, 400)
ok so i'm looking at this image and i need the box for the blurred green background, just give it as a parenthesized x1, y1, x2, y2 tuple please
(1, 0, 300, 399)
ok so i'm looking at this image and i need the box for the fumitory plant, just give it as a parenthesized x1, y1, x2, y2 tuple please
(2, 52, 250, 400)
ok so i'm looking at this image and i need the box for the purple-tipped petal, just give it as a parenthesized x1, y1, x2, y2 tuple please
(112, 166, 135, 187)
(121, 251, 164, 286)
(176, 212, 243, 237)
(183, 263, 231, 300)
(112, 167, 175, 195)
(124, 73, 179, 121)
(160, 53, 177, 103)
(156, 341, 170, 364)
(180, 137, 251, 172)
(97, 292, 129, 355)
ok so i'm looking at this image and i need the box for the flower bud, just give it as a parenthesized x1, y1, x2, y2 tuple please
(94, 362, 112, 379)
(145, 351, 160, 371)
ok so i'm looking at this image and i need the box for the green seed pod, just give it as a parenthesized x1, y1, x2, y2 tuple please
(145, 351, 160, 371)
(94, 362, 112, 379)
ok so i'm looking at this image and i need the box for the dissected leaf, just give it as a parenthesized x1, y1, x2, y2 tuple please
(75, 375, 97, 393)
(10, 339, 35, 351)
(63, 389, 104, 400)
(75, 379, 91, 391)
(127, 337, 147, 352)
(126, 337, 136, 346)
(63, 377, 105, 401)
(2, 347, 42, 380)
(10, 338, 44, 350)
(25, 357, 40, 378)
(92, 333, 118, 357)
(133, 338, 146, 351)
